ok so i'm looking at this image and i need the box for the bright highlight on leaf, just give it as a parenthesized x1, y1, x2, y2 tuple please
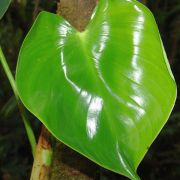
(0, 0, 11, 19)
(16, 0, 177, 179)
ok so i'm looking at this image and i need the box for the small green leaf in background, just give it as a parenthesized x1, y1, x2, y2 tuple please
(16, 0, 177, 179)
(0, 0, 11, 19)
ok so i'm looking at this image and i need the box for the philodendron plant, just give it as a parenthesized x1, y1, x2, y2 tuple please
(1, 0, 177, 179)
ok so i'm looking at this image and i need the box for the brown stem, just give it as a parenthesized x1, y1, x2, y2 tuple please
(50, 142, 96, 180)
(30, 126, 53, 180)
(57, 0, 97, 31)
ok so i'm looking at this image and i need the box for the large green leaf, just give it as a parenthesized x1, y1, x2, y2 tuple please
(16, 0, 177, 179)
(0, 0, 11, 19)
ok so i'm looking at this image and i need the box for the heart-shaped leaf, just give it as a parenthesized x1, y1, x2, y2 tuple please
(16, 0, 177, 179)
(0, 0, 11, 19)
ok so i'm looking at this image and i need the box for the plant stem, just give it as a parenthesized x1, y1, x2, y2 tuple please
(30, 126, 53, 180)
(0, 47, 18, 99)
(0, 46, 36, 157)
(18, 101, 37, 157)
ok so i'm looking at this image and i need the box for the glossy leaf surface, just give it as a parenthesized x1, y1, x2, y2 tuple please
(0, 0, 11, 19)
(16, 0, 177, 179)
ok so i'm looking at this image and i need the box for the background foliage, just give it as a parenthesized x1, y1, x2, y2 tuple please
(0, 0, 179, 179)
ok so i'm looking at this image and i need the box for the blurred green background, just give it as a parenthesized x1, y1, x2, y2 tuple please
(0, 0, 179, 179)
